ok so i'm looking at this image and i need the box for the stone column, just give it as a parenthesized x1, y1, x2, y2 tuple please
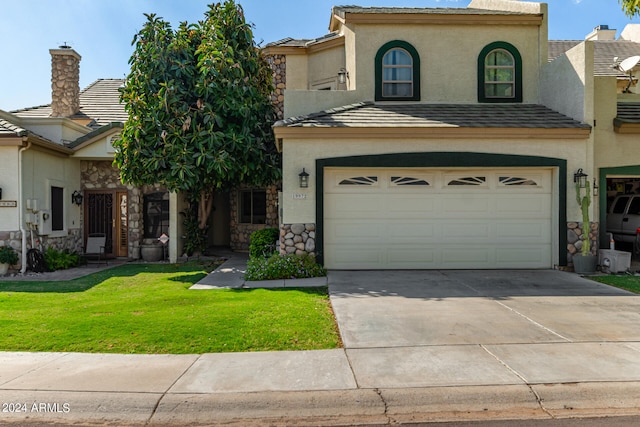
(50, 46, 81, 118)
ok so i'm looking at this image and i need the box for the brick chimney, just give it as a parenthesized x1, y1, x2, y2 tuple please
(50, 46, 81, 118)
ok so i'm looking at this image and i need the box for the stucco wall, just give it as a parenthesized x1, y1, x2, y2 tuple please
(0, 146, 20, 231)
(281, 137, 588, 225)
(22, 148, 82, 239)
(540, 41, 594, 125)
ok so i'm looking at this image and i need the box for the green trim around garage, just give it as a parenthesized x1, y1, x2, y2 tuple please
(598, 165, 640, 245)
(316, 152, 567, 267)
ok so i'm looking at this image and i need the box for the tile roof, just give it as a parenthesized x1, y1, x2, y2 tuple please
(616, 102, 640, 124)
(0, 117, 27, 137)
(12, 79, 126, 128)
(332, 6, 535, 17)
(548, 40, 640, 77)
(275, 102, 591, 130)
(265, 32, 341, 49)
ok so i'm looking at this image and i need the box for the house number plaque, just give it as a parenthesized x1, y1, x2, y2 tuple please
(0, 201, 17, 207)
(292, 193, 307, 199)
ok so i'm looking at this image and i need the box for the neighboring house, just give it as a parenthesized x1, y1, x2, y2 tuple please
(0, 46, 280, 272)
(267, 0, 640, 270)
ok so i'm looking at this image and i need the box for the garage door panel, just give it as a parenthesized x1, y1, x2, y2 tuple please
(440, 222, 492, 240)
(496, 248, 548, 265)
(442, 198, 490, 216)
(495, 196, 550, 216)
(327, 221, 384, 241)
(325, 246, 382, 269)
(324, 168, 553, 269)
(387, 223, 435, 239)
(496, 222, 551, 241)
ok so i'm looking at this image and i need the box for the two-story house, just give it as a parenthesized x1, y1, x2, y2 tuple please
(268, 0, 640, 270)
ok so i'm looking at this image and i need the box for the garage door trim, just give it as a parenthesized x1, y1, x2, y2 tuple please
(315, 152, 567, 267)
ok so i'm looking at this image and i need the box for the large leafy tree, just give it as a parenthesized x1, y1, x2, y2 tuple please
(115, 1, 280, 231)
(620, 0, 640, 17)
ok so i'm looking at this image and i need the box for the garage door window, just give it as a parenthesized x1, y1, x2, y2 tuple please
(391, 176, 430, 186)
(447, 176, 486, 186)
(339, 176, 378, 186)
(499, 176, 539, 186)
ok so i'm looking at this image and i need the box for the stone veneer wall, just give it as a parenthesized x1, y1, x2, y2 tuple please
(50, 48, 80, 118)
(567, 221, 599, 265)
(81, 160, 165, 259)
(229, 185, 279, 251)
(0, 231, 24, 271)
(279, 223, 316, 256)
(266, 54, 285, 120)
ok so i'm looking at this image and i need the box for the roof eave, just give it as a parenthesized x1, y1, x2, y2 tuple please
(333, 12, 543, 28)
(273, 126, 591, 141)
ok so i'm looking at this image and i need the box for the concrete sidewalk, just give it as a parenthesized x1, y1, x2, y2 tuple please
(3, 269, 640, 426)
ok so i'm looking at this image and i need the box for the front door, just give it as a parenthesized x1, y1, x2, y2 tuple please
(85, 191, 128, 258)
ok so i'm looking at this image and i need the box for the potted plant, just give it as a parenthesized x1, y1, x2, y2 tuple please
(573, 174, 597, 274)
(0, 246, 19, 276)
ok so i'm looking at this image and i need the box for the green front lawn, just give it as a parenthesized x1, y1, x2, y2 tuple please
(590, 274, 640, 294)
(0, 263, 340, 354)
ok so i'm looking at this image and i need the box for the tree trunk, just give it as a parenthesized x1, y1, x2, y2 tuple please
(198, 191, 214, 230)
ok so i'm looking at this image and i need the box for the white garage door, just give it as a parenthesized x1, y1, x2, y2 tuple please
(324, 168, 553, 269)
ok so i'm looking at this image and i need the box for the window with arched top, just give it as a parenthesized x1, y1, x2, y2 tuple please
(375, 40, 420, 101)
(478, 41, 522, 103)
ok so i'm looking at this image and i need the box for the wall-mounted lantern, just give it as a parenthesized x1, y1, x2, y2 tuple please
(573, 168, 588, 189)
(299, 168, 309, 188)
(72, 190, 83, 206)
(338, 68, 349, 85)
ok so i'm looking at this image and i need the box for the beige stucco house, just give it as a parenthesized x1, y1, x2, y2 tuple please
(268, 0, 640, 270)
(0, 46, 279, 273)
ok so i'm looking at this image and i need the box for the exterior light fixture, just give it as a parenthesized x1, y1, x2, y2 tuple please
(593, 178, 599, 196)
(299, 168, 309, 188)
(337, 68, 349, 85)
(573, 169, 588, 189)
(71, 190, 83, 206)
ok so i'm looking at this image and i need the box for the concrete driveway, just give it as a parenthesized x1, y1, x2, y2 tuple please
(329, 269, 640, 388)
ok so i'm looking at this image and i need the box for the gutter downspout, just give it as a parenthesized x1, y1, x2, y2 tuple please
(18, 139, 31, 273)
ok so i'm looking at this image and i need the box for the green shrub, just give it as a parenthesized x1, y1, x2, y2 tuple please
(244, 253, 327, 281)
(249, 228, 280, 259)
(44, 247, 79, 271)
(0, 246, 19, 265)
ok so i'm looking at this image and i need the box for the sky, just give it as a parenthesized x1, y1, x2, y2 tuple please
(0, 0, 638, 112)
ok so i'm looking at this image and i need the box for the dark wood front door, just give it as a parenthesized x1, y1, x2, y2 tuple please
(85, 191, 128, 258)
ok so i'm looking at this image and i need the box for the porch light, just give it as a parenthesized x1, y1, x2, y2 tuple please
(72, 190, 83, 206)
(299, 168, 309, 188)
(593, 178, 599, 196)
(573, 169, 588, 189)
(337, 68, 349, 85)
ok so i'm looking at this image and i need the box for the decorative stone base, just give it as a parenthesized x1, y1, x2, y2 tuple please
(280, 223, 316, 256)
(567, 221, 599, 265)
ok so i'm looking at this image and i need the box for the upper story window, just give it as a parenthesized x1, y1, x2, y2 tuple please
(375, 40, 420, 101)
(478, 41, 522, 103)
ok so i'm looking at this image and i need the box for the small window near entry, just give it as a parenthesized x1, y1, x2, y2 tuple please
(239, 189, 266, 224)
(51, 186, 64, 231)
(143, 192, 169, 238)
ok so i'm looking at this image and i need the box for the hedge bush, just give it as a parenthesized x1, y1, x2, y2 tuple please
(244, 253, 327, 281)
(249, 228, 280, 259)
(44, 247, 79, 271)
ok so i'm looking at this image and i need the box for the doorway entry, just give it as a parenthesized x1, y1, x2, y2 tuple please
(85, 191, 128, 258)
